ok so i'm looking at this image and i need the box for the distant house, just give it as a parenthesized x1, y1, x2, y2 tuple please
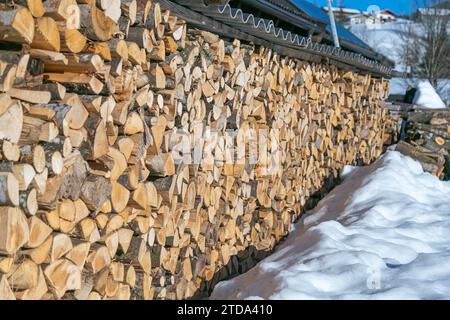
(377, 10, 397, 22)
(323, 7, 397, 25)
(349, 13, 370, 24)
(321, 6, 361, 23)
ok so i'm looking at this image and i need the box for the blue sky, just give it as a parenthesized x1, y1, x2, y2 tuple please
(306, 0, 416, 15)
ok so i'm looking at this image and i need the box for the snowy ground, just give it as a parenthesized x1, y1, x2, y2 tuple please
(349, 20, 410, 73)
(211, 151, 450, 299)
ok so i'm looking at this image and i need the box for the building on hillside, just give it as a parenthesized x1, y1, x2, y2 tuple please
(323, 6, 396, 25)
(349, 13, 371, 24)
(322, 6, 361, 24)
(360, 9, 397, 24)
(377, 9, 397, 22)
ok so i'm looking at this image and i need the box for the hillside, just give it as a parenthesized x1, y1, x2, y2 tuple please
(349, 20, 450, 105)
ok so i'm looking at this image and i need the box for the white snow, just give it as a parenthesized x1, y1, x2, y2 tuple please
(211, 151, 450, 300)
(389, 78, 449, 107)
(413, 81, 447, 109)
(349, 20, 410, 73)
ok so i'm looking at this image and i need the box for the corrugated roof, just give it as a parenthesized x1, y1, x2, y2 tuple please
(170, 0, 393, 75)
(331, 21, 370, 48)
(289, 1, 372, 50)
(290, 0, 330, 23)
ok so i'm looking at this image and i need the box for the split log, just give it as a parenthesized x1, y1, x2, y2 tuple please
(0, 207, 29, 254)
(0, 7, 35, 44)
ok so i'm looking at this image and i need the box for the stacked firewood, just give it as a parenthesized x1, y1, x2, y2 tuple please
(0, 0, 390, 300)
(387, 107, 450, 179)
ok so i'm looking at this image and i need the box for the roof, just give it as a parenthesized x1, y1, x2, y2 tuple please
(287, 1, 373, 50)
(322, 7, 362, 15)
(236, 0, 328, 31)
(379, 9, 397, 16)
(329, 22, 370, 48)
(168, 0, 394, 75)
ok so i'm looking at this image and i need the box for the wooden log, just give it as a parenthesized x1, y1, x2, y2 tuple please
(0, 140, 20, 161)
(0, 207, 29, 254)
(31, 17, 61, 52)
(19, 188, 38, 215)
(59, 27, 87, 53)
(15, 266, 48, 300)
(79, 4, 116, 41)
(16, 0, 45, 18)
(8, 87, 51, 104)
(0, 64, 16, 93)
(146, 152, 175, 177)
(44, 258, 81, 298)
(0, 100, 23, 144)
(44, 73, 104, 95)
(0, 275, 15, 300)
(0, 93, 13, 115)
(80, 175, 112, 212)
(43, 53, 105, 73)
(121, 0, 136, 25)
(0, 172, 19, 206)
(8, 259, 39, 290)
(44, 0, 80, 29)
(79, 114, 109, 160)
(111, 181, 130, 212)
(27, 216, 52, 248)
(97, 0, 121, 23)
(0, 7, 35, 44)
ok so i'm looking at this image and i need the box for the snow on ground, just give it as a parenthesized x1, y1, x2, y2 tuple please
(413, 81, 447, 109)
(211, 151, 450, 299)
(390, 78, 450, 107)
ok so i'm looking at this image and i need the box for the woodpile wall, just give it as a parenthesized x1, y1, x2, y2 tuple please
(0, 0, 390, 299)
(387, 107, 450, 180)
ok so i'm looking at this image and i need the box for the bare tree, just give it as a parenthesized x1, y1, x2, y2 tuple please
(400, 0, 450, 90)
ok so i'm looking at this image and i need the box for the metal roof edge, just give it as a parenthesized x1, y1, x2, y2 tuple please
(165, 0, 393, 77)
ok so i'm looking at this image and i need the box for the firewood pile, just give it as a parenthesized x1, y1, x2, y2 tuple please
(0, 0, 390, 299)
(387, 107, 450, 180)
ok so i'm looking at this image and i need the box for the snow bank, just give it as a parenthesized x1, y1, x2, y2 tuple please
(349, 20, 409, 73)
(413, 81, 446, 109)
(389, 78, 450, 106)
(211, 151, 450, 299)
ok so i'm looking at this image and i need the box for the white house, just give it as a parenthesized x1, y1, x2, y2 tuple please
(323, 7, 397, 25)
(351, 9, 397, 24)
(377, 9, 397, 22)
